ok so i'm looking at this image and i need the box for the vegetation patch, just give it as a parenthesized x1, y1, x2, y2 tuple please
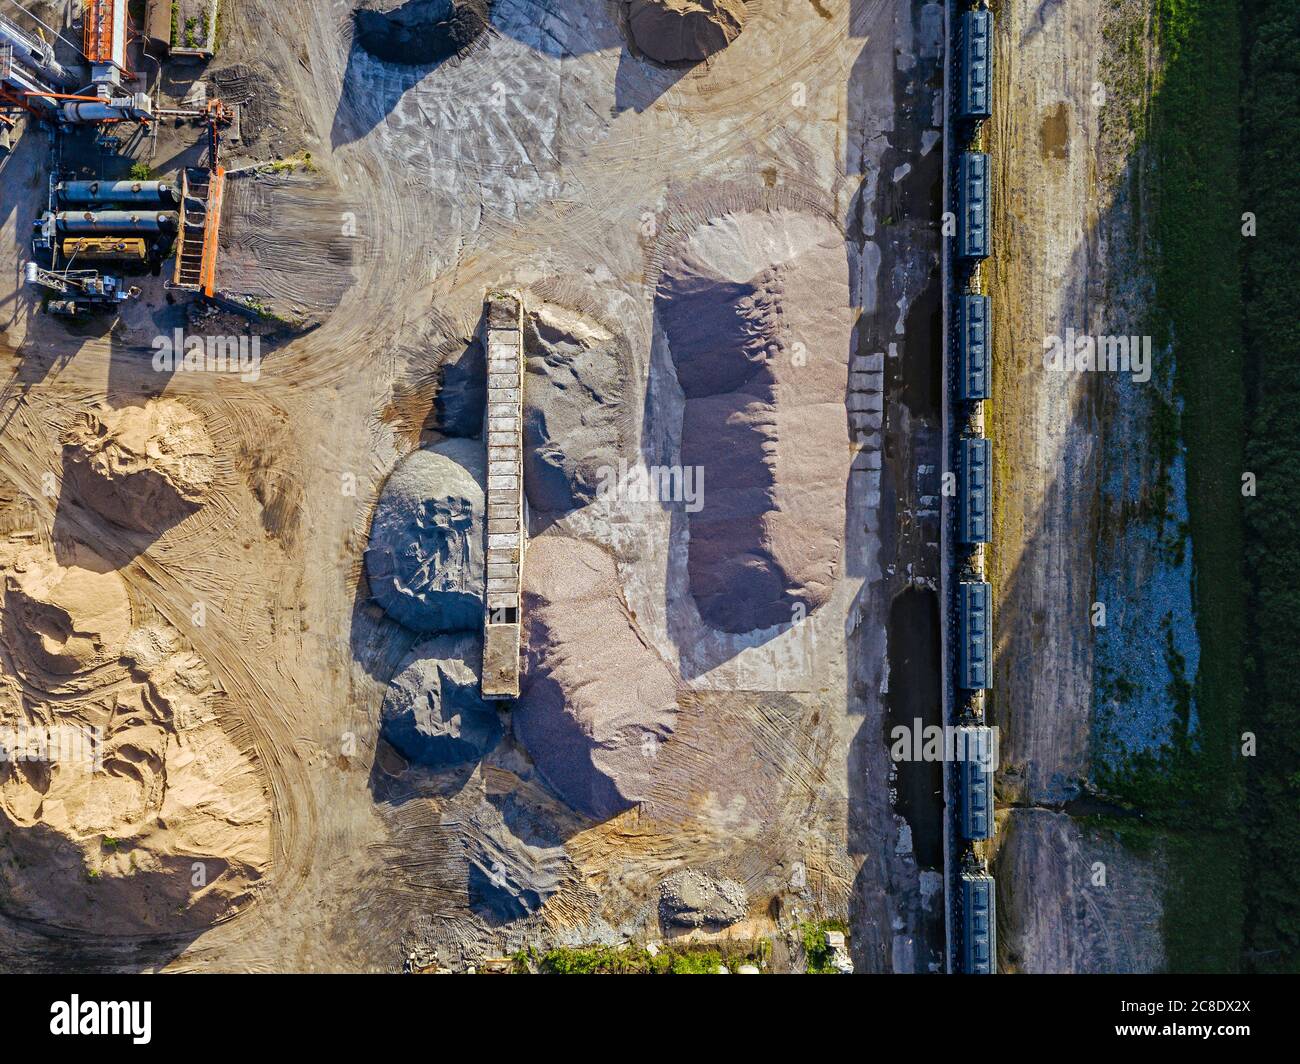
(1090, 0, 1300, 973)
(1239, 0, 1300, 973)
(512, 939, 772, 975)
(1089, 0, 1249, 973)
(799, 919, 849, 974)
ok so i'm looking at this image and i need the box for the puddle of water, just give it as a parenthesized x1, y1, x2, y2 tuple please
(1040, 102, 1071, 160)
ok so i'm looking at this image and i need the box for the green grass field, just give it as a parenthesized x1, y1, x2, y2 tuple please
(1238, 0, 1300, 972)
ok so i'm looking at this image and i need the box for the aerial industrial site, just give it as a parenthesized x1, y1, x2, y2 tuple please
(0, 0, 1292, 991)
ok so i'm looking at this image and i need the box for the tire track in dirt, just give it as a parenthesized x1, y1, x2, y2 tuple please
(0, 389, 319, 948)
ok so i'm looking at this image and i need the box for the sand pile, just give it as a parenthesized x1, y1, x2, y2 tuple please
(659, 869, 748, 927)
(62, 399, 215, 534)
(523, 302, 633, 513)
(2, 545, 130, 678)
(515, 536, 677, 820)
(381, 633, 502, 766)
(628, 0, 749, 64)
(655, 208, 852, 633)
(366, 437, 486, 633)
(353, 0, 492, 67)
(0, 595, 271, 933)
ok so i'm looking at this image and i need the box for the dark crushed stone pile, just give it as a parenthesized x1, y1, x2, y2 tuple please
(381, 633, 501, 767)
(353, 0, 493, 67)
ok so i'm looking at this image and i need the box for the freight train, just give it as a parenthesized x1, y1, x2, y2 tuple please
(950, 3, 998, 975)
(961, 865, 996, 975)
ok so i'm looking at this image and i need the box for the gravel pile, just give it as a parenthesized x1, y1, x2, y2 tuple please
(659, 869, 748, 927)
(62, 400, 215, 534)
(365, 436, 485, 633)
(353, 0, 492, 67)
(515, 536, 677, 820)
(523, 302, 632, 513)
(656, 208, 852, 633)
(381, 632, 502, 766)
(628, 0, 749, 65)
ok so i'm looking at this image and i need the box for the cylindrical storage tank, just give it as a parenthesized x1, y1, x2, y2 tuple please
(0, 14, 76, 88)
(54, 211, 179, 235)
(58, 180, 180, 208)
(61, 237, 150, 263)
(59, 100, 138, 124)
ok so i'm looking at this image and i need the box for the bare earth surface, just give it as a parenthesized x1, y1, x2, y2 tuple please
(988, 0, 1170, 972)
(0, 0, 953, 971)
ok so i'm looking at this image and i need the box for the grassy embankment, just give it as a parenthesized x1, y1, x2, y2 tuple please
(510, 921, 847, 974)
(1096, 0, 1300, 973)
(511, 938, 772, 975)
(1092, 0, 1247, 972)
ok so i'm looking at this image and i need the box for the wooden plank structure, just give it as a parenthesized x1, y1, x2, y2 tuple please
(481, 293, 525, 699)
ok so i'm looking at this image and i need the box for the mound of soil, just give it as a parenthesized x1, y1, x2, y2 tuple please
(655, 208, 852, 634)
(381, 632, 501, 766)
(366, 436, 486, 634)
(0, 609, 270, 934)
(435, 338, 486, 438)
(628, 0, 748, 65)
(523, 302, 633, 513)
(515, 536, 677, 820)
(1, 545, 130, 678)
(353, 0, 492, 67)
(659, 868, 748, 927)
(62, 399, 215, 534)
(460, 794, 569, 923)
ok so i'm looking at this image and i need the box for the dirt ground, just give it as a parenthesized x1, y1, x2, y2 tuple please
(0, 0, 956, 972)
(986, 0, 1167, 972)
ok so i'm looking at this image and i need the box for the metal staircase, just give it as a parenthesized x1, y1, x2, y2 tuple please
(170, 165, 223, 294)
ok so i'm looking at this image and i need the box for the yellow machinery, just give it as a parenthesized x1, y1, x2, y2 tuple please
(61, 237, 148, 263)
